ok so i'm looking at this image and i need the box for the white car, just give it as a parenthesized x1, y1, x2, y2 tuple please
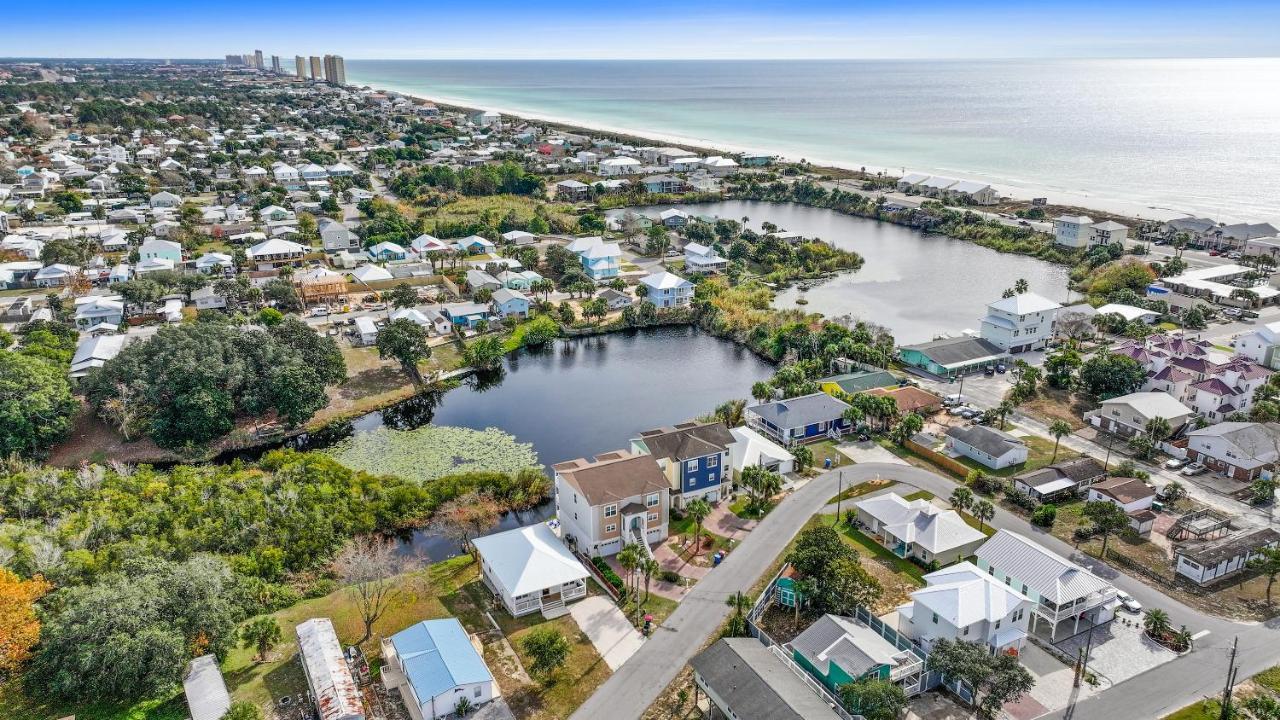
(1181, 463, 1208, 476)
(309, 305, 330, 317)
(1228, 252, 1243, 260)
(1163, 458, 1185, 470)
(1117, 591, 1142, 613)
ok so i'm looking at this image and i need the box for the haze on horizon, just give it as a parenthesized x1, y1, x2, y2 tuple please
(3, 0, 1279, 60)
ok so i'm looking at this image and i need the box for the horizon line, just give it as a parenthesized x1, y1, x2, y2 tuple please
(4, 55, 1280, 62)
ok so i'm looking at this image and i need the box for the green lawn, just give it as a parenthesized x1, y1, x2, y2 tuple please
(954, 435, 1079, 478)
(808, 439, 850, 470)
(1161, 698, 1227, 720)
(1255, 665, 1280, 694)
(729, 495, 774, 520)
(826, 479, 897, 505)
(832, 520, 927, 583)
(902, 490, 935, 502)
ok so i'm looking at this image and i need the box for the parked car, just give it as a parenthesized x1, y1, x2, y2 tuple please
(947, 405, 969, 416)
(995, 363, 1007, 374)
(308, 305, 330, 317)
(1163, 458, 1186, 470)
(1223, 308, 1243, 318)
(1116, 591, 1142, 613)
(960, 408, 982, 419)
(943, 394, 966, 406)
(1181, 463, 1208, 476)
(1209, 250, 1221, 256)
(984, 366, 996, 376)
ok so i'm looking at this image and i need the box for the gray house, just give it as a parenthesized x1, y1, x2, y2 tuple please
(319, 217, 360, 252)
(691, 638, 841, 720)
(745, 392, 852, 446)
(945, 425, 1028, 470)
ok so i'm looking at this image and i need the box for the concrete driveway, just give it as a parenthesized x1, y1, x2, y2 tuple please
(1054, 615, 1178, 686)
(837, 439, 908, 465)
(570, 596, 645, 671)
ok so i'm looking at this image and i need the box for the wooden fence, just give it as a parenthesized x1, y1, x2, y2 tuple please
(905, 439, 971, 478)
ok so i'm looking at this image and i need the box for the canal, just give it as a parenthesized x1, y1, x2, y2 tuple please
(309, 325, 775, 560)
(609, 200, 1073, 344)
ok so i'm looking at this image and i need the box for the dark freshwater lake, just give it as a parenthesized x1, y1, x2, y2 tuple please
(301, 326, 774, 560)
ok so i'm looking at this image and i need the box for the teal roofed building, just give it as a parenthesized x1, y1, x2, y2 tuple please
(381, 618, 498, 719)
(790, 614, 924, 698)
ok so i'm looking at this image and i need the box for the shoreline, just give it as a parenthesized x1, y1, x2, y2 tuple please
(351, 74, 1202, 225)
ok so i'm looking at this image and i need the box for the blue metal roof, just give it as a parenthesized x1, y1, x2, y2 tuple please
(390, 619, 492, 700)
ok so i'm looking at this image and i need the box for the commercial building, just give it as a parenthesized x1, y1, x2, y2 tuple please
(324, 55, 347, 86)
(310, 56, 322, 80)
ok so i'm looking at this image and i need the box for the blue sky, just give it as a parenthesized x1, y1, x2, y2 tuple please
(3, 0, 1278, 59)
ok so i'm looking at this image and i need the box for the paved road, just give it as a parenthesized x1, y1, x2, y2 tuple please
(569, 469, 847, 720)
(574, 462, 1280, 720)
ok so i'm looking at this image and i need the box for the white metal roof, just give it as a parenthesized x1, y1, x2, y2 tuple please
(471, 523, 588, 597)
(295, 618, 363, 720)
(974, 530, 1113, 605)
(911, 561, 1030, 627)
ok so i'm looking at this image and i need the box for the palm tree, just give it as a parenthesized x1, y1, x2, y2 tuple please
(793, 577, 815, 631)
(685, 498, 712, 556)
(617, 545, 641, 598)
(972, 499, 995, 531)
(751, 381, 774, 405)
(996, 400, 1015, 430)
(1048, 419, 1072, 462)
(725, 591, 750, 637)
(1143, 608, 1172, 639)
(641, 557, 659, 602)
(1014, 278, 1029, 294)
(1145, 416, 1172, 443)
(949, 487, 974, 514)
(1173, 625, 1193, 652)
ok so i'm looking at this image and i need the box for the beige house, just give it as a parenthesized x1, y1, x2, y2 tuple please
(554, 450, 670, 557)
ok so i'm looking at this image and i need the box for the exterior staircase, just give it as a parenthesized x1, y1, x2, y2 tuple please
(631, 526, 655, 562)
(540, 595, 569, 619)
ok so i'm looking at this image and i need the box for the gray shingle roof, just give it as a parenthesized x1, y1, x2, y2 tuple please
(748, 392, 851, 430)
(690, 639, 841, 720)
(901, 336, 1007, 368)
(946, 425, 1025, 459)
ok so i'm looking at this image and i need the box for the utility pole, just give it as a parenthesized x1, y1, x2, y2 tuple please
(834, 473, 844, 526)
(1221, 636, 1239, 720)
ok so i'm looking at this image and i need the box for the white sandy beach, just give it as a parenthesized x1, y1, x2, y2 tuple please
(360, 78, 1197, 224)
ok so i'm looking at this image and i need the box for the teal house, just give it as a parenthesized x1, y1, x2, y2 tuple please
(774, 566, 807, 608)
(897, 336, 1008, 378)
(790, 614, 919, 693)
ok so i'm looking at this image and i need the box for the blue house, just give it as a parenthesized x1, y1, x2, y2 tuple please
(745, 392, 852, 446)
(630, 421, 736, 506)
(382, 618, 498, 720)
(442, 302, 492, 329)
(490, 288, 530, 319)
(580, 242, 621, 281)
(455, 235, 496, 255)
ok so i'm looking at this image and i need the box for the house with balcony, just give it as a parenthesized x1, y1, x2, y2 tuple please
(974, 530, 1117, 640)
(554, 450, 670, 557)
(246, 238, 307, 270)
(790, 614, 924, 696)
(74, 296, 124, 331)
(630, 421, 735, 508)
(746, 392, 852, 446)
(897, 561, 1033, 655)
(580, 241, 621, 281)
(854, 492, 986, 567)
(471, 524, 589, 617)
(683, 242, 728, 274)
(639, 270, 693, 308)
(979, 292, 1061, 353)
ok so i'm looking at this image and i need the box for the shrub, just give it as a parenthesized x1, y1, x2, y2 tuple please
(591, 556, 626, 598)
(970, 474, 1004, 495)
(1004, 488, 1038, 512)
(660, 569, 681, 584)
(1073, 526, 1096, 542)
(1031, 504, 1057, 527)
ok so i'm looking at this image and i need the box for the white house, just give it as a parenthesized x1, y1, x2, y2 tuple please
(471, 524, 589, 617)
(381, 619, 497, 720)
(897, 561, 1032, 654)
(1175, 529, 1280, 586)
(1052, 215, 1095, 248)
(855, 493, 987, 566)
(1095, 303, 1160, 325)
(979, 292, 1061, 353)
(1088, 391, 1194, 438)
(296, 618, 365, 720)
(149, 191, 182, 208)
(639, 271, 693, 308)
(683, 242, 728, 274)
(35, 263, 78, 287)
(1186, 422, 1280, 481)
(247, 238, 307, 268)
(974, 530, 1117, 640)
(69, 334, 128, 379)
(195, 252, 234, 274)
(1232, 321, 1280, 370)
(74, 296, 124, 331)
(598, 157, 642, 176)
(945, 425, 1028, 470)
(728, 426, 795, 477)
(183, 655, 231, 720)
(1087, 477, 1157, 535)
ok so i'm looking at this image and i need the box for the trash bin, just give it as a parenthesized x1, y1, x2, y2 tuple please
(824, 458, 833, 469)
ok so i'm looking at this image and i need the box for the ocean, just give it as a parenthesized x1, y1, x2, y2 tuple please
(345, 58, 1280, 224)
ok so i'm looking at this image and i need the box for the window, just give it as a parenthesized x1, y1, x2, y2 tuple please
(963, 625, 970, 636)
(707, 455, 718, 468)
(646, 493, 660, 507)
(686, 460, 698, 472)
(931, 613, 938, 624)
(474, 687, 482, 698)
(1021, 584, 1028, 595)
(647, 512, 658, 523)
(995, 620, 1001, 629)
(605, 524, 616, 533)
(573, 493, 578, 503)
(604, 504, 617, 518)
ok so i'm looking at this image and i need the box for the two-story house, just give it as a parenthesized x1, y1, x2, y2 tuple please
(554, 450, 670, 557)
(683, 242, 728, 274)
(1186, 422, 1280, 481)
(974, 530, 1117, 640)
(630, 421, 735, 508)
(319, 218, 360, 253)
(1088, 391, 1194, 438)
(898, 561, 1033, 654)
(639, 271, 693, 308)
(580, 242, 621, 281)
(745, 392, 853, 446)
(978, 292, 1061, 353)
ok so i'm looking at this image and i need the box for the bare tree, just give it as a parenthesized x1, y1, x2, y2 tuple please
(333, 535, 410, 645)
(427, 492, 502, 557)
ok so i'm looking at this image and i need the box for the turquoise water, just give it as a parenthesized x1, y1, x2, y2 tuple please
(346, 59, 1280, 223)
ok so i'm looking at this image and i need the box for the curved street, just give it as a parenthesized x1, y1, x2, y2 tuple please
(572, 462, 1280, 720)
